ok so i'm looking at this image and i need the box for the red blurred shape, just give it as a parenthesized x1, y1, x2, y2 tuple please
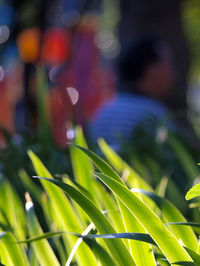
(42, 28, 70, 65)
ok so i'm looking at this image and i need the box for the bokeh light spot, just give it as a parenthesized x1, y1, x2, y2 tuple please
(0, 25, 10, 43)
(0, 66, 5, 82)
(156, 127, 168, 143)
(66, 128, 75, 140)
(49, 66, 60, 83)
(94, 31, 120, 58)
(66, 87, 79, 105)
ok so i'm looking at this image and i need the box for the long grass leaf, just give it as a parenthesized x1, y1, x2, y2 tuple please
(28, 150, 98, 266)
(70, 126, 94, 196)
(0, 232, 29, 266)
(98, 138, 152, 190)
(185, 183, 200, 200)
(74, 143, 156, 265)
(94, 172, 194, 264)
(26, 200, 60, 266)
(33, 176, 135, 266)
(83, 238, 116, 266)
(133, 189, 198, 251)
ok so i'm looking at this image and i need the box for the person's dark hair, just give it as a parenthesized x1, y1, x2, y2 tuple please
(117, 36, 164, 87)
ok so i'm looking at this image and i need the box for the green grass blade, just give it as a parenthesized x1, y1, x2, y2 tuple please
(184, 247, 200, 265)
(0, 178, 27, 240)
(66, 223, 94, 266)
(0, 232, 29, 266)
(118, 201, 156, 265)
(98, 138, 152, 190)
(74, 232, 156, 244)
(72, 144, 121, 183)
(26, 200, 60, 266)
(74, 143, 156, 265)
(94, 172, 194, 264)
(70, 126, 95, 196)
(83, 238, 116, 266)
(165, 222, 200, 227)
(185, 183, 200, 200)
(28, 150, 98, 266)
(133, 189, 198, 251)
(94, 182, 125, 232)
(33, 176, 135, 266)
(155, 176, 168, 197)
(165, 222, 200, 234)
(17, 231, 66, 244)
(19, 169, 43, 204)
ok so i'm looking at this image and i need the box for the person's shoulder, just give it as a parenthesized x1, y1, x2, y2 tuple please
(139, 95, 168, 114)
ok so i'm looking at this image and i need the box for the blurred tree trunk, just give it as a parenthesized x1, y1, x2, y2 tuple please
(118, 0, 190, 111)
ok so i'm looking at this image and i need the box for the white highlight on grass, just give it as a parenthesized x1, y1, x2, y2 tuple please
(179, 239, 184, 246)
(25, 192, 33, 211)
(66, 87, 79, 105)
(25, 201, 33, 211)
(65, 222, 94, 266)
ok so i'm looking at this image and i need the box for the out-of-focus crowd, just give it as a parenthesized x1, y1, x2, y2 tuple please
(0, 1, 114, 148)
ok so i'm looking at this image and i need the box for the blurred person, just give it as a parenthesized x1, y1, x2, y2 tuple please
(89, 36, 174, 150)
(51, 14, 114, 147)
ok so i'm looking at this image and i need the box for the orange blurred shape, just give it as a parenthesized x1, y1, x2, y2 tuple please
(41, 28, 70, 65)
(17, 27, 41, 63)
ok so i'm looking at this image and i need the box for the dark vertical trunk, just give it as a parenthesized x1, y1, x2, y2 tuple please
(118, 0, 190, 111)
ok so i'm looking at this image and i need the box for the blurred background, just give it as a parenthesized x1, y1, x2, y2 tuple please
(0, 0, 200, 147)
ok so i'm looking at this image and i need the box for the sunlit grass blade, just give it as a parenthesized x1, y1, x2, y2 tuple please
(98, 138, 152, 190)
(70, 126, 95, 197)
(183, 247, 200, 265)
(19, 169, 43, 204)
(74, 143, 156, 265)
(97, 172, 155, 265)
(132, 189, 198, 251)
(72, 144, 121, 183)
(33, 176, 136, 266)
(28, 150, 98, 266)
(94, 182, 125, 232)
(98, 138, 156, 209)
(165, 222, 200, 234)
(40, 190, 70, 263)
(155, 176, 168, 197)
(185, 183, 200, 200)
(94, 172, 194, 264)
(82, 238, 116, 266)
(64, 178, 99, 226)
(0, 178, 27, 240)
(25, 196, 60, 266)
(17, 231, 66, 244)
(28, 246, 39, 266)
(73, 232, 156, 245)
(0, 232, 29, 266)
(66, 223, 94, 266)
(165, 222, 200, 227)
(118, 201, 156, 265)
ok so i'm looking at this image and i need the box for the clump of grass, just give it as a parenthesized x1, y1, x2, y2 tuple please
(0, 126, 200, 265)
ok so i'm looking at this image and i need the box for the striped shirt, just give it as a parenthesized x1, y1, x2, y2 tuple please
(90, 93, 169, 149)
